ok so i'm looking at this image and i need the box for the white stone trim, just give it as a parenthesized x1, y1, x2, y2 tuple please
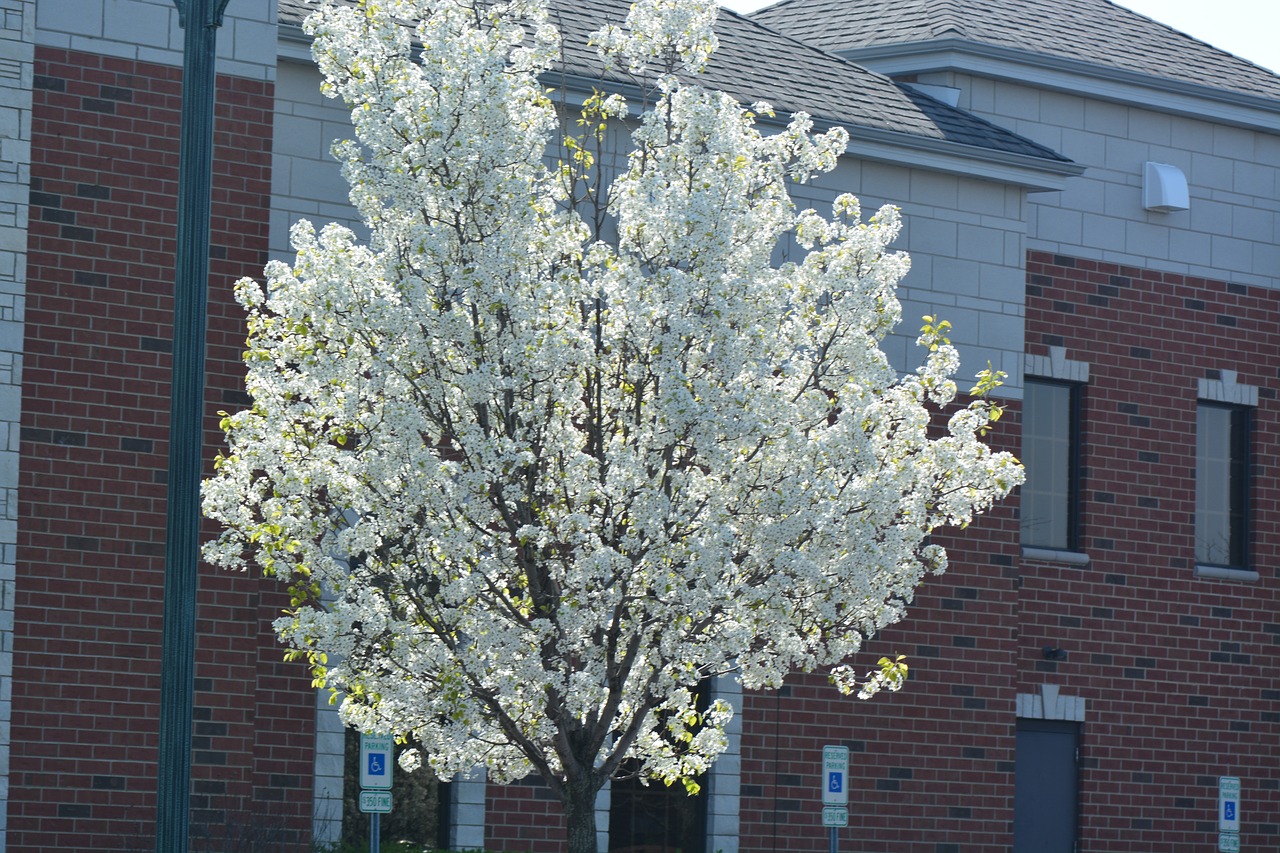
(1197, 370, 1258, 407)
(311, 693, 344, 846)
(1024, 346, 1090, 383)
(1194, 564, 1260, 583)
(595, 782, 610, 853)
(1016, 684, 1086, 722)
(706, 673, 742, 853)
(1021, 546, 1090, 566)
(450, 767, 487, 850)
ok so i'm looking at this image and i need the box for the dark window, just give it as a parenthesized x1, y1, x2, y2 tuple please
(1196, 403, 1249, 568)
(609, 686, 708, 853)
(1021, 379, 1081, 550)
(609, 771, 706, 853)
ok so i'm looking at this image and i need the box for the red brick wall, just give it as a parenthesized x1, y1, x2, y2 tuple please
(1022, 250, 1280, 852)
(13, 47, 316, 852)
(486, 777, 570, 852)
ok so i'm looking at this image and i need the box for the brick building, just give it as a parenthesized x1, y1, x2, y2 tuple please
(0, 0, 1276, 851)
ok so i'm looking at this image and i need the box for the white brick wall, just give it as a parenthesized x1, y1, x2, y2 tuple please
(706, 674, 743, 853)
(450, 768, 487, 849)
(0, 1, 29, 848)
(34, 0, 277, 82)
(311, 692, 344, 846)
(269, 57, 364, 261)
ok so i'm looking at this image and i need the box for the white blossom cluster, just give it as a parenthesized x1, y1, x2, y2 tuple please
(202, 0, 1023, 807)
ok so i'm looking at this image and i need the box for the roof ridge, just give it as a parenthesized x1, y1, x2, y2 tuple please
(930, 0, 970, 40)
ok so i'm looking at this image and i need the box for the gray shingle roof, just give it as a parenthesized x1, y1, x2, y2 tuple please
(277, 0, 1072, 164)
(752, 0, 1280, 102)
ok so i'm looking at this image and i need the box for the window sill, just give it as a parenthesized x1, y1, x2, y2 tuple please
(1022, 547, 1090, 566)
(1194, 564, 1259, 583)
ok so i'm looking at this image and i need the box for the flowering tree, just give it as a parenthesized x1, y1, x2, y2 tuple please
(202, 0, 1023, 848)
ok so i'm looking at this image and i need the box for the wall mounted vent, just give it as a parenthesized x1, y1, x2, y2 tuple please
(1143, 161, 1189, 212)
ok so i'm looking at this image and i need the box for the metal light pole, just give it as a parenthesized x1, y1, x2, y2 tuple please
(157, 1, 230, 851)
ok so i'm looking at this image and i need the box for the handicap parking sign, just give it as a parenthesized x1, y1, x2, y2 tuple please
(360, 734, 394, 790)
(1219, 776, 1240, 834)
(822, 745, 849, 806)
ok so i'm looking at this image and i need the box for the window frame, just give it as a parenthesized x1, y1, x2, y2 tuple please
(1020, 377, 1084, 555)
(1195, 401, 1250, 573)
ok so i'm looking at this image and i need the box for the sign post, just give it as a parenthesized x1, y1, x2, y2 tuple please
(360, 734, 395, 853)
(1218, 776, 1240, 853)
(822, 745, 850, 853)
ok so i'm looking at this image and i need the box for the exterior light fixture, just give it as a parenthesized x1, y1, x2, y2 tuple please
(1042, 646, 1069, 661)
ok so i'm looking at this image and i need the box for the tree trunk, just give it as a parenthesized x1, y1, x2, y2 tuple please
(563, 775, 601, 853)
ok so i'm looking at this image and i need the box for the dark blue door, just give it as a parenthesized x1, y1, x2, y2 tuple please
(1014, 719, 1079, 853)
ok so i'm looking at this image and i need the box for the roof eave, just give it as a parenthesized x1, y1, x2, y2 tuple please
(838, 123, 1084, 191)
(838, 39, 1280, 134)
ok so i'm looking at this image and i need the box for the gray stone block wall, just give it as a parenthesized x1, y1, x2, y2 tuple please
(269, 55, 365, 261)
(272, 57, 1034, 396)
(799, 157, 1031, 395)
(948, 72, 1280, 292)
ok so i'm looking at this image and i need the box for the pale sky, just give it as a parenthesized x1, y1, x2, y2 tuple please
(718, 0, 1280, 75)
